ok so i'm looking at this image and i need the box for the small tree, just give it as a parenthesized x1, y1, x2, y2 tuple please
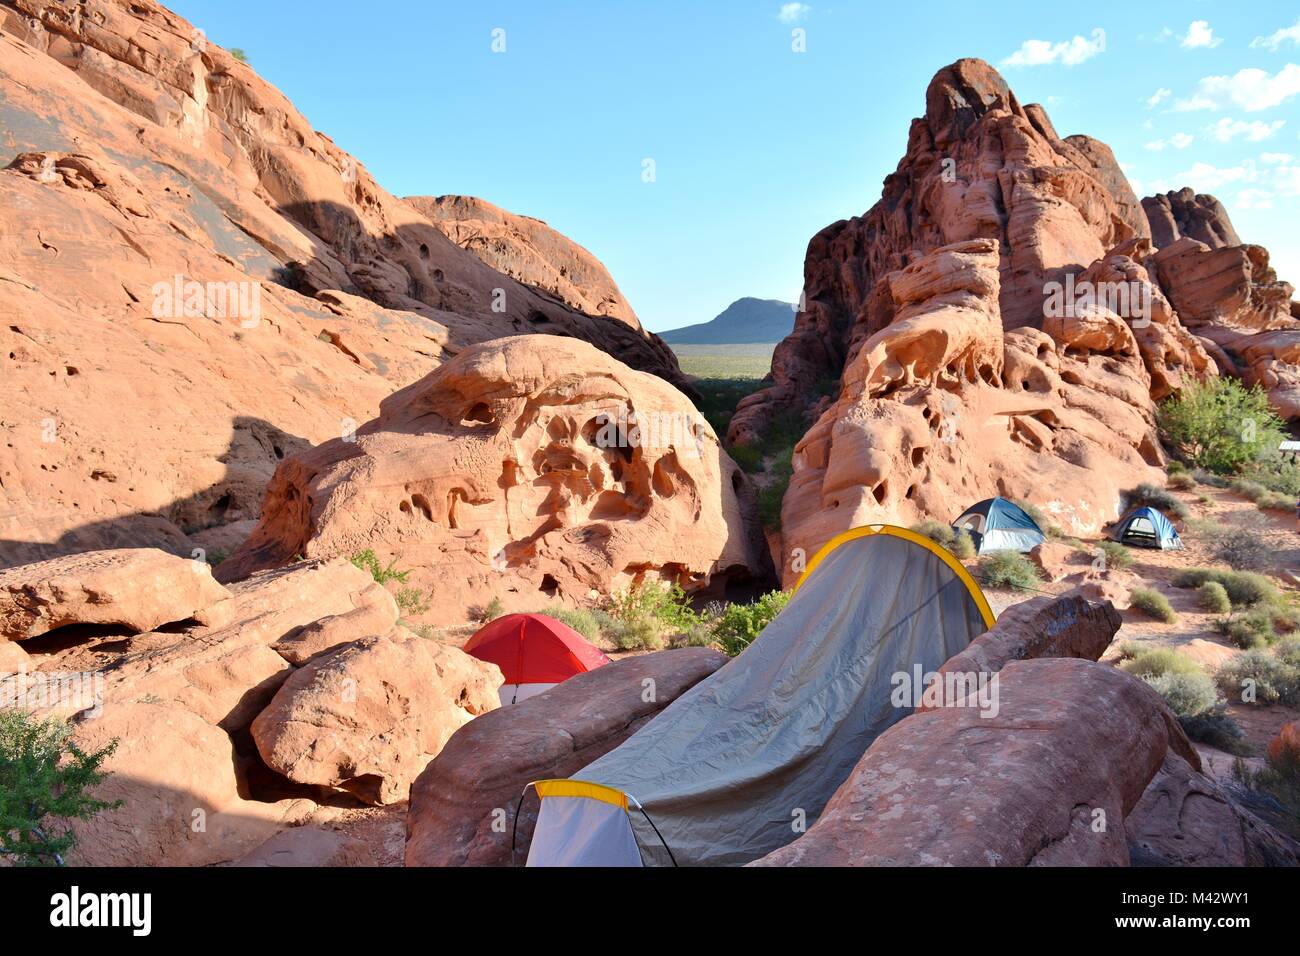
(1157, 378, 1286, 475)
(0, 710, 120, 866)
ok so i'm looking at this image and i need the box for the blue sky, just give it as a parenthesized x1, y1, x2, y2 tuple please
(170, 1, 1300, 333)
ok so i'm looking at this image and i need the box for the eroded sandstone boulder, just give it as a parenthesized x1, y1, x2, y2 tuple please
(68, 702, 306, 866)
(1143, 188, 1242, 252)
(271, 581, 398, 665)
(0, 0, 687, 568)
(251, 632, 501, 805)
(775, 239, 1164, 583)
(405, 647, 728, 867)
(731, 57, 1153, 447)
(223, 335, 773, 620)
(751, 659, 1195, 866)
(0, 548, 229, 641)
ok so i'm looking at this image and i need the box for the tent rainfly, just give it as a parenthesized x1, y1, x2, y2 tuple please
(1110, 506, 1183, 550)
(463, 613, 610, 706)
(952, 497, 1045, 554)
(523, 525, 994, 867)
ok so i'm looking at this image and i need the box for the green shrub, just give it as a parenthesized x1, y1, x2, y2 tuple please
(1141, 670, 1245, 750)
(1212, 529, 1274, 572)
(1197, 580, 1231, 614)
(350, 549, 410, 585)
(1242, 734, 1300, 834)
(950, 528, 977, 560)
(1096, 540, 1134, 570)
(1239, 446, 1300, 497)
(1120, 483, 1190, 521)
(605, 581, 700, 650)
(727, 443, 763, 473)
(396, 587, 431, 616)
(712, 590, 791, 656)
(1276, 634, 1300, 668)
(1184, 517, 1227, 537)
(1229, 477, 1269, 501)
(1192, 469, 1230, 488)
(1130, 587, 1177, 623)
(1216, 649, 1300, 706)
(534, 606, 602, 642)
(910, 520, 955, 549)
(1119, 646, 1202, 679)
(976, 550, 1043, 590)
(1213, 609, 1276, 649)
(229, 48, 250, 63)
(1172, 568, 1277, 607)
(1256, 490, 1294, 514)
(1167, 472, 1196, 490)
(478, 596, 505, 623)
(1167, 459, 1188, 475)
(756, 451, 793, 530)
(0, 711, 122, 866)
(1157, 377, 1287, 475)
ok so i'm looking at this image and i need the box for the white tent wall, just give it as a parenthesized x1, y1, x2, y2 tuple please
(544, 531, 989, 866)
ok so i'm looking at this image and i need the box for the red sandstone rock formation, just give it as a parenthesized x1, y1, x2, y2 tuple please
(1143, 188, 1242, 251)
(0, 0, 687, 568)
(406, 195, 645, 330)
(222, 335, 773, 620)
(730, 58, 1153, 448)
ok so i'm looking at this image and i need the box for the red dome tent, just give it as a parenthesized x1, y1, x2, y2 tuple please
(464, 613, 611, 705)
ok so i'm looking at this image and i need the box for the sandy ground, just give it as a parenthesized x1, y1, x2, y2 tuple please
(982, 481, 1300, 770)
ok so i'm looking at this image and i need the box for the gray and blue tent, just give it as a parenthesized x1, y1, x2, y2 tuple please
(1111, 507, 1182, 550)
(952, 497, 1045, 554)
(522, 525, 994, 867)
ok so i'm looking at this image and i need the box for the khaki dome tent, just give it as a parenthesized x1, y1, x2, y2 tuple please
(524, 525, 994, 867)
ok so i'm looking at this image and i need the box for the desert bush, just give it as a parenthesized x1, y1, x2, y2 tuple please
(1130, 587, 1176, 623)
(1256, 490, 1294, 514)
(1212, 529, 1274, 572)
(476, 596, 505, 624)
(1184, 516, 1227, 537)
(976, 550, 1042, 590)
(1157, 377, 1287, 475)
(1229, 478, 1269, 501)
(1192, 469, 1230, 488)
(1167, 471, 1196, 490)
(605, 581, 700, 650)
(1142, 670, 1243, 750)
(1119, 646, 1202, 680)
(1216, 649, 1300, 706)
(712, 590, 791, 656)
(1275, 634, 1300, 668)
(532, 606, 602, 642)
(1167, 459, 1188, 475)
(1096, 540, 1134, 570)
(911, 520, 955, 548)
(1213, 610, 1275, 649)
(1241, 735, 1300, 835)
(0, 711, 121, 866)
(1120, 483, 1190, 521)
(350, 549, 410, 585)
(949, 528, 977, 560)
(757, 451, 793, 530)
(727, 443, 763, 473)
(1172, 568, 1277, 607)
(1197, 581, 1232, 613)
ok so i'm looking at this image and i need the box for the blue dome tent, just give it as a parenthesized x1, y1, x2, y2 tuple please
(1111, 507, 1182, 550)
(952, 497, 1045, 555)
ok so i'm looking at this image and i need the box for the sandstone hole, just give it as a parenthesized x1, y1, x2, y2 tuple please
(527, 311, 551, 325)
(872, 481, 887, 505)
(539, 574, 559, 597)
(418, 243, 429, 260)
(433, 268, 444, 282)
(731, 470, 743, 493)
(462, 402, 495, 426)
(910, 447, 925, 467)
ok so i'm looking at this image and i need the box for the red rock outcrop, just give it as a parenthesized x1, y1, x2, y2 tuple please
(0, 0, 687, 568)
(250, 632, 501, 805)
(221, 335, 773, 620)
(404, 647, 729, 867)
(0, 547, 229, 641)
(406, 195, 646, 331)
(776, 239, 1167, 581)
(730, 57, 1153, 447)
(1143, 188, 1242, 251)
(751, 659, 1197, 866)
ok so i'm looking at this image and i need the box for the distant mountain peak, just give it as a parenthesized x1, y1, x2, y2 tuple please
(659, 297, 796, 344)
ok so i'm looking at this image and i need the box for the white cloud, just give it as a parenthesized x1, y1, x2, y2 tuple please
(1002, 28, 1105, 68)
(1251, 18, 1300, 51)
(1262, 152, 1295, 164)
(1181, 20, 1222, 49)
(777, 3, 811, 23)
(1275, 163, 1300, 197)
(1209, 118, 1286, 142)
(1165, 160, 1260, 192)
(1144, 133, 1194, 151)
(1175, 64, 1300, 112)
(1236, 188, 1274, 210)
(1146, 87, 1171, 109)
